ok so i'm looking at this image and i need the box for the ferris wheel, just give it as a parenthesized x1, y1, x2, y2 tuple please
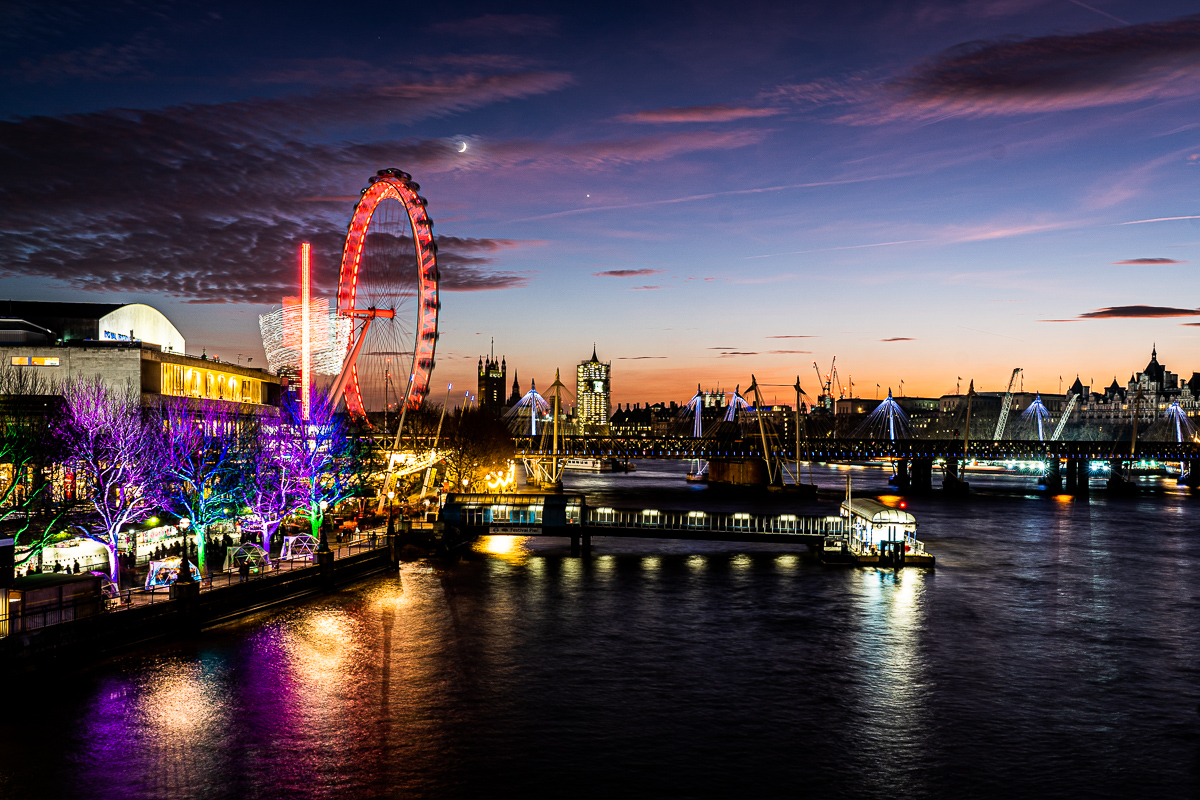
(329, 168, 440, 416)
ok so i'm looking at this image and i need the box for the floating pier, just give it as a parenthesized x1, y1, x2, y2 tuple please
(440, 493, 934, 567)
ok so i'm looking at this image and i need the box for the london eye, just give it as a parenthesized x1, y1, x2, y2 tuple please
(331, 169, 440, 416)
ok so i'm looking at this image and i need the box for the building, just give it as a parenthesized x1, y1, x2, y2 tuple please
(477, 352, 506, 413)
(576, 346, 611, 432)
(0, 301, 279, 408)
(1071, 346, 1200, 424)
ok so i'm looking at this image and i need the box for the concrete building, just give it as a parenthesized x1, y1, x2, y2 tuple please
(0, 301, 279, 408)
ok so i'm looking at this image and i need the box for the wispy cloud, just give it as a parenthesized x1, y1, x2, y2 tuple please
(766, 335, 816, 339)
(1121, 215, 1200, 225)
(593, 268, 663, 278)
(631, 285, 663, 291)
(617, 356, 668, 359)
(1113, 257, 1186, 264)
(881, 337, 915, 342)
(615, 104, 783, 124)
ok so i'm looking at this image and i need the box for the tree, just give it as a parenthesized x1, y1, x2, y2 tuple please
(285, 394, 362, 540)
(162, 396, 245, 576)
(439, 406, 515, 492)
(236, 410, 301, 562)
(0, 365, 66, 568)
(55, 378, 165, 583)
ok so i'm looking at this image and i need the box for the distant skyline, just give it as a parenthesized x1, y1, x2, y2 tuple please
(2, 1, 1200, 405)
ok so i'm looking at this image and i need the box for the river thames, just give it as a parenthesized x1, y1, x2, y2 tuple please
(3, 461, 1198, 799)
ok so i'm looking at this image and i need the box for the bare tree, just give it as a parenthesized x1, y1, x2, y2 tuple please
(55, 378, 165, 583)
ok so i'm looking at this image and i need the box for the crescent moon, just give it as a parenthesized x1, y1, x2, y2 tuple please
(457, 141, 468, 153)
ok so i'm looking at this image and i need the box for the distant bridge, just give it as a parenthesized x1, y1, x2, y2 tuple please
(512, 435, 1200, 462)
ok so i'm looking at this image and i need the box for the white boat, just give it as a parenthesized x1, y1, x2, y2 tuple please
(562, 457, 617, 473)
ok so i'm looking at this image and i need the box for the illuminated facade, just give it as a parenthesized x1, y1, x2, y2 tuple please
(478, 352, 506, 413)
(576, 346, 610, 432)
(0, 302, 279, 408)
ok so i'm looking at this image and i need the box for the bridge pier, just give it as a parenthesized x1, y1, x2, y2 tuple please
(1179, 460, 1200, 488)
(708, 458, 769, 487)
(1106, 458, 1136, 493)
(911, 458, 933, 492)
(1043, 458, 1062, 492)
(942, 457, 969, 495)
(890, 458, 911, 491)
(1064, 458, 1077, 493)
(1073, 458, 1090, 495)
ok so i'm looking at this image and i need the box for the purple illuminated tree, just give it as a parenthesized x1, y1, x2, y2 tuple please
(284, 394, 362, 540)
(236, 411, 301, 562)
(162, 396, 245, 577)
(0, 365, 67, 567)
(55, 378, 165, 583)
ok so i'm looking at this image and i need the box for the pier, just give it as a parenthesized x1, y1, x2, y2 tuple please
(440, 493, 934, 567)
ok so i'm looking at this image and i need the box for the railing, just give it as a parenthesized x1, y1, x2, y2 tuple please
(2, 532, 390, 635)
(584, 509, 843, 536)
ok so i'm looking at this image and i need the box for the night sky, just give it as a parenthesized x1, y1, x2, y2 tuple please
(3, 0, 1199, 405)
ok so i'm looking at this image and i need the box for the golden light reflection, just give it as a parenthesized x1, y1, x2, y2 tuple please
(686, 555, 706, 571)
(473, 535, 531, 562)
(775, 554, 799, 569)
(1053, 494, 1075, 503)
(139, 663, 226, 737)
(731, 554, 752, 570)
(876, 495, 902, 507)
(642, 556, 661, 571)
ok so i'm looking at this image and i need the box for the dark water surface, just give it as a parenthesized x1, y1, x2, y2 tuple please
(4, 462, 1200, 799)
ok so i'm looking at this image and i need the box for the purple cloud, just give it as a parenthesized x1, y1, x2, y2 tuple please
(1113, 257, 1186, 264)
(1079, 305, 1200, 318)
(593, 268, 663, 277)
(615, 105, 783, 123)
(429, 14, 559, 37)
(881, 337, 915, 341)
(883, 14, 1200, 119)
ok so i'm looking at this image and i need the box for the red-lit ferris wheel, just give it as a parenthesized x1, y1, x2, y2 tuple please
(330, 169, 439, 416)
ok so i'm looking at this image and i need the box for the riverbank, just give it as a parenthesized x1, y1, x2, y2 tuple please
(0, 537, 400, 676)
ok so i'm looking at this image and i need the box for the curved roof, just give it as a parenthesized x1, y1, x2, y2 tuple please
(841, 498, 916, 525)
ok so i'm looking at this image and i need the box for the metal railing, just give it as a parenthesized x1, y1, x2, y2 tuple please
(2, 532, 390, 635)
(584, 509, 844, 536)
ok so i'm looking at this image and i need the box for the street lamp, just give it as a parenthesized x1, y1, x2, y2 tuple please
(386, 490, 396, 537)
(176, 518, 195, 585)
(317, 499, 330, 554)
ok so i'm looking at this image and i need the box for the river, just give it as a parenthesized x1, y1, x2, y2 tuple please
(2, 461, 1198, 799)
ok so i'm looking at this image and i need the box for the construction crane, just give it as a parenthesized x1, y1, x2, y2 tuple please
(992, 367, 1022, 441)
(812, 357, 838, 409)
(1049, 394, 1078, 441)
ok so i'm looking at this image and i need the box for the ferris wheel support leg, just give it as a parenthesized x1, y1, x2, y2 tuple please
(328, 318, 375, 405)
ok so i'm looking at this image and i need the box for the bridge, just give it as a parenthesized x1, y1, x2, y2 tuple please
(513, 435, 1200, 461)
(512, 434, 1200, 493)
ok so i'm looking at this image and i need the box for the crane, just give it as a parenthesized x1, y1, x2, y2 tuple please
(992, 367, 1022, 441)
(812, 356, 838, 409)
(1049, 394, 1078, 441)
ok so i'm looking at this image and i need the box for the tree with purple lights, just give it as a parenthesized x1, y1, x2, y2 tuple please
(285, 393, 361, 543)
(236, 408, 302, 562)
(162, 396, 245, 577)
(0, 365, 67, 568)
(55, 378, 165, 583)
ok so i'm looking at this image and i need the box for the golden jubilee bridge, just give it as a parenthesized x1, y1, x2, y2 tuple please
(511, 435, 1200, 494)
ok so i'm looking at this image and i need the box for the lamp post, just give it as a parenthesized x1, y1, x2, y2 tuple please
(316, 499, 333, 568)
(170, 517, 200, 602)
(176, 518, 195, 584)
(386, 491, 395, 537)
(317, 499, 330, 553)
